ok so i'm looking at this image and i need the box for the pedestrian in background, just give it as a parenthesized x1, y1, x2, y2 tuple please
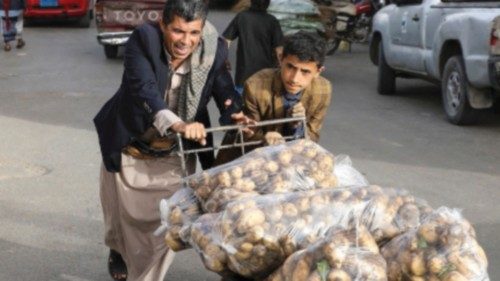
(0, 0, 26, 51)
(222, 0, 283, 94)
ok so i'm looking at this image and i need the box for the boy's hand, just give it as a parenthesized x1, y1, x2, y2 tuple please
(291, 102, 306, 117)
(231, 111, 256, 137)
(264, 132, 285, 145)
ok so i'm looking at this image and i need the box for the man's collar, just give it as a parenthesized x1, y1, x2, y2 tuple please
(163, 48, 191, 74)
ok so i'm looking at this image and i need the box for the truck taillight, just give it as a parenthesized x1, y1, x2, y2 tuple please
(491, 17, 500, 55)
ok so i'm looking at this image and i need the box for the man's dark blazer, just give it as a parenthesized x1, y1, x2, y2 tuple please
(94, 22, 241, 172)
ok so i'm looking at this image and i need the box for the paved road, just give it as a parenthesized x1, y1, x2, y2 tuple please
(0, 9, 499, 281)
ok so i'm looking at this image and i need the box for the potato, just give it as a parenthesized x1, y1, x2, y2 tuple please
(303, 147, 318, 158)
(253, 244, 267, 257)
(315, 154, 334, 170)
(327, 269, 352, 281)
(204, 258, 225, 272)
(282, 203, 299, 217)
(234, 249, 252, 261)
(291, 258, 311, 281)
(194, 185, 212, 200)
(311, 170, 326, 182)
(263, 235, 281, 252)
(427, 255, 446, 274)
(230, 166, 243, 179)
(217, 171, 232, 188)
(237, 208, 266, 230)
(442, 271, 468, 281)
(327, 247, 347, 269)
(307, 271, 322, 281)
(282, 237, 298, 256)
(165, 231, 185, 251)
(239, 242, 253, 253)
(265, 161, 280, 173)
(449, 254, 479, 279)
(397, 203, 421, 227)
(409, 252, 426, 276)
(246, 226, 265, 243)
(278, 150, 293, 166)
(418, 221, 439, 244)
(386, 261, 403, 281)
(268, 207, 283, 222)
(206, 244, 227, 263)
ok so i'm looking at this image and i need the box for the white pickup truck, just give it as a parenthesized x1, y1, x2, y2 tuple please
(370, 0, 500, 124)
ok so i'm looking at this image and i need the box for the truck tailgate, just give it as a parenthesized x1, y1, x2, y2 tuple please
(96, 0, 165, 29)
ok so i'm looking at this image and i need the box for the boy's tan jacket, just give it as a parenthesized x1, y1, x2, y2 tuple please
(215, 68, 332, 165)
(243, 68, 332, 142)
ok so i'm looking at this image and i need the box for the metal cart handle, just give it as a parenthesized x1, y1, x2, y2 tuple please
(175, 116, 307, 176)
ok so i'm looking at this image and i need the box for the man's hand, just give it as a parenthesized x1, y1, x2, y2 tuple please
(264, 132, 285, 146)
(231, 111, 256, 137)
(291, 102, 306, 117)
(171, 121, 207, 146)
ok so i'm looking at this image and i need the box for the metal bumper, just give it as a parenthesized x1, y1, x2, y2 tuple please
(97, 31, 133, 46)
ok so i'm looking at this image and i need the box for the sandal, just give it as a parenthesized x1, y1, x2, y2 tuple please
(108, 249, 127, 281)
(16, 39, 25, 49)
(4, 43, 11, 52)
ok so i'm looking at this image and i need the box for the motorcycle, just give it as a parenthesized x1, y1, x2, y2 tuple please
(318, 0, 382, 55)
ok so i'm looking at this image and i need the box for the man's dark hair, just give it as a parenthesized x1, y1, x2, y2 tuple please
(282, 31, 327, 67)
(250, 0, 270, 11)
(162, 0, 209, 25)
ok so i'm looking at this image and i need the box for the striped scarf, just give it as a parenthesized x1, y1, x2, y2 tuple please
(176, 21, 218, 122)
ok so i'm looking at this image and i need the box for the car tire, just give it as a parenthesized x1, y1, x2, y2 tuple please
(77, 10, 91, 28)
(441, 55, 479, 125)
(104, 45, 119, 59)
(377, 41, 396, 95)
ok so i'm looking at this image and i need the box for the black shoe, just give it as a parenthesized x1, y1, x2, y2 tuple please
(16, 39, 25, 49)
(108, 249, 127, 281)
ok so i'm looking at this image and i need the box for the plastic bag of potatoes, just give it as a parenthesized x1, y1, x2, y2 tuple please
(381, 207, 489, 281)
(185, 139, 365, 213)
(266, 226, 387, 281)
(157, 188, 202, 251)
(188, 185, 430, 278)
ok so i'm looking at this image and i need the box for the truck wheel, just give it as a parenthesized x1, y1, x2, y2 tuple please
(104, 45, 119, 59)
(77, 10, 91, 28)
(377, 41, 396, 95)
(441, 56, 478, 125)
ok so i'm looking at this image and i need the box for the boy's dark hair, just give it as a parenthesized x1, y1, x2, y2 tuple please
(162, 0, 208, 25)
(250, 0, 270, 11)
(282, 31, 327, 67)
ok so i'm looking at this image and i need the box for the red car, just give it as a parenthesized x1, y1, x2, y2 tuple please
(24, 0, 94, 27)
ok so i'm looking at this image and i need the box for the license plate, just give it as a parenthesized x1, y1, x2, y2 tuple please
(40, 0, 58, 7)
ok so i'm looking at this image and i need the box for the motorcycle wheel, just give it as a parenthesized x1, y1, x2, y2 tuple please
(326, 38, 342, 56)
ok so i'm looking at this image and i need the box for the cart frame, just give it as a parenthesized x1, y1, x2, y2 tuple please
(175, 116, 308, 176)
